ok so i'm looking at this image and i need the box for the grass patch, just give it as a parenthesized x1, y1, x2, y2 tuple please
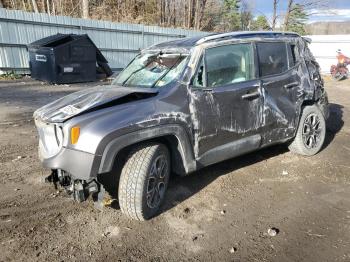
(0, 71, 23, 80)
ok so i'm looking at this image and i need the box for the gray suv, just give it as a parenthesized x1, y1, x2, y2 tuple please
(34, 31, 329, 220)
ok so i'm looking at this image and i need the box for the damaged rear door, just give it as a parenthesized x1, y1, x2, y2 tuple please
(257, 41, 302, 144)
(189, 42, 263, 165)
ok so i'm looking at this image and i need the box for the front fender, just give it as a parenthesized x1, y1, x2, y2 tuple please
(97, 124, 197, 175)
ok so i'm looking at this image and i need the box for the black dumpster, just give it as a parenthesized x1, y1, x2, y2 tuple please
(28, 34, 112, 84)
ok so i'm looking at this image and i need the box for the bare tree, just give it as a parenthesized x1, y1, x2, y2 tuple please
(82, 0, 89, 18)
(187, 0, 196, 28)
(46, 0, 51, 14)
(283, 0, 329, 30)
(183, 0, 187, 27)
(240, 0, 253, 30)
(283, 0, 293, 30)
(272, 0, 279, 30)
(31, 0, 39, 13)
(4, 0, 327, 33)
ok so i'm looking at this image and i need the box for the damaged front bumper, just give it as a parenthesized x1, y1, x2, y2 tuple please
(45, 169, 101, 202)
(42, 148, 106, 205)
(41, 146, 101, 180)
(35, 117, 101, 180)
(35, 117, 106, 205)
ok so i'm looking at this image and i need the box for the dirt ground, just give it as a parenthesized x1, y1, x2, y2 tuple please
(0, 77, 349, 262)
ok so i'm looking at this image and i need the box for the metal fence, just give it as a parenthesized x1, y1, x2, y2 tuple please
(1, 8, 344, 75)
(0, 8, 207, 74)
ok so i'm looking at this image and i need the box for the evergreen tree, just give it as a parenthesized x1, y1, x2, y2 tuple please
(286, 3, 308, 35)
(251, 15, 270, 30)
(222, 0, 241, 31)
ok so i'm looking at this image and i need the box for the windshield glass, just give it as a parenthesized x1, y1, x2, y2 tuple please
(112, 53, 188, 88)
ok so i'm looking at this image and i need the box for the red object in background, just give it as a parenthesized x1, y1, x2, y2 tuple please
(336, 52, 350, 65)
(330, 50, 350, 81)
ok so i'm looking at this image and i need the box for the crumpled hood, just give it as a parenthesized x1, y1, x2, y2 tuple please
(33, 85, 158, 123)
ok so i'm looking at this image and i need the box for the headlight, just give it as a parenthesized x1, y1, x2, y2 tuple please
(55, 125, 64, 146)
(35, 121, 64, 159)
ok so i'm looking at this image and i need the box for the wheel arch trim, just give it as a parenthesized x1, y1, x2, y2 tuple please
(98, 124, 197, 175)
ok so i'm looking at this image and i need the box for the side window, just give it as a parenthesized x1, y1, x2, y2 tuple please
(257, 42, 288, 77)
(205, 43, 254, 88)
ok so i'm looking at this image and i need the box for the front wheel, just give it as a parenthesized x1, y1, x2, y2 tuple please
(288, 105, 326, 156)
(118, 143, 170, 220)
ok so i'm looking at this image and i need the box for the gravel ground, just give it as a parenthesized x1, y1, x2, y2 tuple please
(0, 77, 349, 262)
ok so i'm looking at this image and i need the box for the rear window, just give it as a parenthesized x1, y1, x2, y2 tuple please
(257, 42, 288, 77)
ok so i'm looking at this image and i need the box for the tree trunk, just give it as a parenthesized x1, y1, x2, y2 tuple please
(158, 0, 163, 25)
(272, 0, 278, 30)
(183, 0, 187, 28)
(52, 0, 56, 15)
(173, 1, 176, 26)
(82, 0, 89, 18)
(187, 0, 195, 28)
(194, 0, 199, 29)
(187, 0, 191, 28)
(46, 0, 50, 14)
(31, 0, 39, 12)
(22, 0, 26, 11)
(195, 0, 207, 30)
(283, 0, 293, 31)
(160, 0, 166, 25)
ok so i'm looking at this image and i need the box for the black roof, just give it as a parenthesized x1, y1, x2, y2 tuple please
(149, 31, 300, 51)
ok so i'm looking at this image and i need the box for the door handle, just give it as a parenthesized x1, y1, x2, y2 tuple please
(284, 81, 299, 89)
(241, 91, 260, 100)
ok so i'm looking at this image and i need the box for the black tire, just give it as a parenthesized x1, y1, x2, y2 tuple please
(118, 143, 170, 220)
(288, 105, 326, 156)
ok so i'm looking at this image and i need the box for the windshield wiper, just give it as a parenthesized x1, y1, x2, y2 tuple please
(149, 55, 183, 89)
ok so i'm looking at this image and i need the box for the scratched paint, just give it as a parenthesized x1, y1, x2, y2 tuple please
(34, 32, 329, 180)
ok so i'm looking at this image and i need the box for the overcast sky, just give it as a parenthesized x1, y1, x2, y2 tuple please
(249, 0, 350, 23)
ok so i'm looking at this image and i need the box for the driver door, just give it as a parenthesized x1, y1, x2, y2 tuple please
(189, 42, 263, 166)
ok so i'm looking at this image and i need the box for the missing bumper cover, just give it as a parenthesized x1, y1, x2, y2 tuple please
(45, 169, 101, 202)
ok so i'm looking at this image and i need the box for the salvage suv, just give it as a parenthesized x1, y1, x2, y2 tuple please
(34, 31, 329, 220)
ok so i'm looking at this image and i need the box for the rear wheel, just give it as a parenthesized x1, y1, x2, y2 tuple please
(118, 143, 170, 220)
(288, 105, 326, 156)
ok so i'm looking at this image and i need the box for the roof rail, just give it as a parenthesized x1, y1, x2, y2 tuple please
(196, 32, 242, 45)
(196, 31, 300, 45)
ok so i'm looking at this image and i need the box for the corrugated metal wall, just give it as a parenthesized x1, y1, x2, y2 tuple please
(0, 8, 207, 74)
